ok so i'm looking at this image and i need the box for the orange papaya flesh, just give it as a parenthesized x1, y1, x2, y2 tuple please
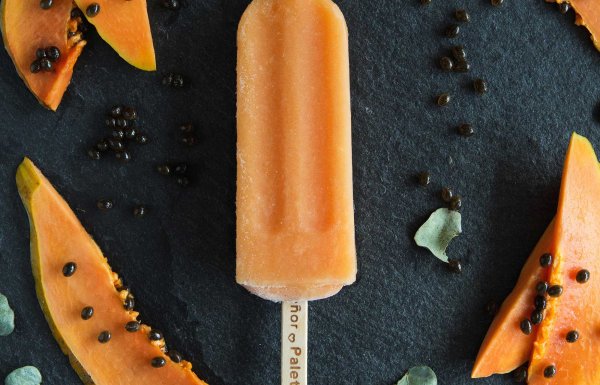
(75, 0, 156, 71)
(527, 133, 600, 384)
(471, 221, 555, 378)
(16, 158, 208, 385)
(1, 0, 86, 111)
(547, 0, 600, 52)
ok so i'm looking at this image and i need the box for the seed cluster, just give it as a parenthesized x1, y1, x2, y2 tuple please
(156, 163, 191, 187)
(429, 7, 492, 142)
(440, 187, 462, 211)
(87, 106, 149, 162)
(518, 254, 591, 378)
(69, 8, 90, 40)
(413, 174, 464, 271)
(30, 46, 61, 74)
(61, 262, 186, 367)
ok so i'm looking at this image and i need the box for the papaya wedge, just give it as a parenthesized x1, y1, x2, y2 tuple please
(471, 221, 555, 378)
(527, 133, 600, 384)
(473, 133, 600, 384)
(16, 158, 207, 385)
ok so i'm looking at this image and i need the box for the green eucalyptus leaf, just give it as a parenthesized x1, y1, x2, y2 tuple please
(414, 208, 462, 263)
(0, 293, 14, 336)
(4, 366, 42, 385)
(397, 366, 437, 385)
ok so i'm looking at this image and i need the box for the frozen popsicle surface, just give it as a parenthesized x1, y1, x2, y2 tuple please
(236, 0, 356, 302)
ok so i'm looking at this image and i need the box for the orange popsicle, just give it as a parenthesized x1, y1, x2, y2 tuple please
(236, 0, 356, 302)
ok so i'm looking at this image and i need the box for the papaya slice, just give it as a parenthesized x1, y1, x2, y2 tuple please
(471, 221, 555, 378)
(1, 0, 86, 111)
(527, 133, 600, 384)
(75, 0, 156, 71)
(547, 0, 600, 52)
(16, 158, 208, 385)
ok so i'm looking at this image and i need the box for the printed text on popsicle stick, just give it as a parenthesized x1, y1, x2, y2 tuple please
(281, 302, 308, 385)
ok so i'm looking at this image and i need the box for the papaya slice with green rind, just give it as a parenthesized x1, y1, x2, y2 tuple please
(527, 133, 600, 384)
(16, 158, 208, 385)
(471, 221, 555, 378)
(0, 0, 86, 111)
(75, 0, 156, 71)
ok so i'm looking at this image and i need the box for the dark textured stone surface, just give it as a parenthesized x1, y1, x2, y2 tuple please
(0, 0, 597, 384)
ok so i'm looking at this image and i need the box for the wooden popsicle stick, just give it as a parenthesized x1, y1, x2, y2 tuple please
(281, 301, 308, 385)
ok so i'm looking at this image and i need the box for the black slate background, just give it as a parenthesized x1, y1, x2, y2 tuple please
(0, 0, 598, 384)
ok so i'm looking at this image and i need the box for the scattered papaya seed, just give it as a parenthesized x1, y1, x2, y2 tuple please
(439, 56, 454, 71)
(417, 171, 430, 186)
(530, 309, 543, 325)
(98, 330, 111, 343)
(474, 78, 488, 94)
(124, 295, 135, 311)
(81, 306, 94, 320)
(125, 321, 140, 332)
(457, 124, 474, 137)
(445, 24, 460, 38)
(453, 59, 470, 72)
(86, 3, 100, 17)
(148, 329, 163, 341)
(547, 285, 563, 297)
(566, 330, 579, 343)
(40, 0, 53, 9)
(543, 365, 556, 378)
(534, 295, 547, 310)
(447, 259, 462, 273)
(519, 319, 532, 335)
(168, 350, 183, 363)
(558, 2, 570, 14)
(454, 9, 470, 23)
(536, 281, 549, 294)
(539, 253, 553, 267)
(576, 269, 590, 283)
(449, 195, 462, 211)
(62, 262, 77, 277)
(451, 45, 466, 60)
(437, 93, 451, 106)
(441, 187, 453, 202)
(151, 357, 167, 368)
